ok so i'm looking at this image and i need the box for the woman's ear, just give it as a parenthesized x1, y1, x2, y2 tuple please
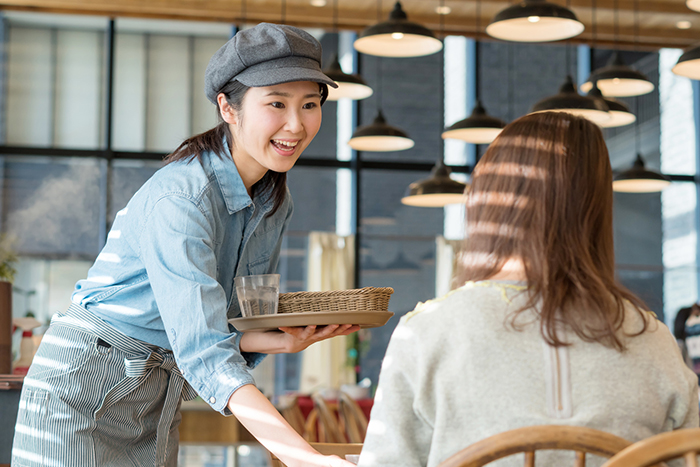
(217, 93, 237, 125)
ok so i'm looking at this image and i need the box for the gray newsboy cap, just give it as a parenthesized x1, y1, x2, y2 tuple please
(204, 23, 337, 104)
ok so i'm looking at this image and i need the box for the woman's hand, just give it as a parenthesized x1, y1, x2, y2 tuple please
(240, 324, 360, 354)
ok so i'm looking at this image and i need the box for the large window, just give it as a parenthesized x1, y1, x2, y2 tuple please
(1, 11, 697, 395)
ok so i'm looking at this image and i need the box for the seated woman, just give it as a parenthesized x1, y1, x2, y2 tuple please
(357, 112, 699, 467)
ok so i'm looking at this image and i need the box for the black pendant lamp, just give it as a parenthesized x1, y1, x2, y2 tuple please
(442, 100, 506, 144)
(673, 45, 700, 80)
(354, 1, 443, 58)
(531, 75, 610, 125)
(324, 54, 374, 101)
(580, 52, 654, 97)
(402, 1, 467, 208)
(324, 0, 373, 101)
(402, 159, 467, 207)
(348, 109, 414, 151)
(587, 82, 635, 128)
(443, 7, 506, 144)
(486, 0, 584, 43)
(613, 154, 671, 193)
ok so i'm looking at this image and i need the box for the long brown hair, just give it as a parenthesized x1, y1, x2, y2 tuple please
(455, 111, 648, 350)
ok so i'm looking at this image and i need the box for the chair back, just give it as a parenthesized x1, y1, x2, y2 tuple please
(277, 395, 306, 436)
(437, 425, 632, 467)
(311, 392, 346, 443)
(601, 428, 700, 467)
(338, 392, 368, 443)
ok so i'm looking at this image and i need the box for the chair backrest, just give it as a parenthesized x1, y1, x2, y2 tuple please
(311, 392, 346, 443)
(277, 395, 306, 436)
(338, 392, 368, 443)
(437, 425, 632, 467)
(601, 428, 700, 467)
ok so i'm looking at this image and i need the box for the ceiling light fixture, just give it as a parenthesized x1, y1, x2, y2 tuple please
(580, 52, 654, 97)
(354, 1, 443, 57)
(310, 0, 327, 6)
(436, 5, 451, 15)
(402, 159, 467, 206)
(324, 55, 374, 100)
(486, 0, 584, 43)
(673, 45, 700, 80)
(613, 154, 671, 192)
(403, 0, 467, 207)
(531, 75, 610, 125)
(323, 0, 373, 101)
(348, 110, 414, 151)
(443, 0, 505, 144)
(687, 0, 700, 12)
(677, 20, 692, 29)
(581, 0, 654, 97)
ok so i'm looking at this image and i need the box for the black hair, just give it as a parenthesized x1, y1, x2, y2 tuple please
(674, 306, 693, 340)
(165, 80, 328, 216)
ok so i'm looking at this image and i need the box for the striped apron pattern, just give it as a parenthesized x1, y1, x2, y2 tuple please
(11, 303, 198, 467)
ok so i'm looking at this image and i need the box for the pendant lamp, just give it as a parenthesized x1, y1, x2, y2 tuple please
(613, 154, 671, 192)
(687, 0, 700, 12)
(531, 75, 611, 125)
(324, 54, 374, 101)
(673, 45, 700, 80)
(442, 100, 506, 143)
(402, 0, 467, 208)
(443, 12, 506, 144)
(348, 109, 414, 151)
(587, 82, 635, 128)
(580, 52, 654, 97)
(354, 1, 443, 58)
(486, 0, 584, 43)
(402, 159, 467, 207)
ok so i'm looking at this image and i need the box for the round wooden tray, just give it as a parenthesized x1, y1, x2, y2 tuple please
(229, 311, 394, 332)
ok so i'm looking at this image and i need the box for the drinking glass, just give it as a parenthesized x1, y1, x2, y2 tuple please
(234, 274, 280, 318)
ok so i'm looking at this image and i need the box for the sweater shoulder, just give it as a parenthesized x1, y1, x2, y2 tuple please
(400, 280, 528, 327)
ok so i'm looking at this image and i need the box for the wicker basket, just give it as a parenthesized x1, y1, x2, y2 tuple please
(278, 287, 393, 314)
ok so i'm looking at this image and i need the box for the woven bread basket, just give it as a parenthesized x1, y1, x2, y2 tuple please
(278, 287, 393, 314)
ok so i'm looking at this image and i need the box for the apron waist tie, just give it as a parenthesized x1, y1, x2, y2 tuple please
(56, 303, 198, 467)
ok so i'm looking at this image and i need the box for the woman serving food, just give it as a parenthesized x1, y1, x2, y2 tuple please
(12, 23, 358, 467)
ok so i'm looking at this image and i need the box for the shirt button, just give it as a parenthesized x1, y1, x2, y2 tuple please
(209, 397, 216, 404)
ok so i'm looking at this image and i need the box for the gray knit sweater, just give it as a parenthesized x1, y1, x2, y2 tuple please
(358, 280, 699, 467)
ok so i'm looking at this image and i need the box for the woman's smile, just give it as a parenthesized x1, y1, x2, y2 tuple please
(271, 138, 301, 156)
(228, 81, 323, 190)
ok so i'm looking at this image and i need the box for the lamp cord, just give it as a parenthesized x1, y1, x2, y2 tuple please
(241, 0, 246, 25)
(281, 0, 286, 25)
(565, 0, 571, 78)
(635, 96, 641, 156)
(439, 0, 445, 160)
(613, 0, 619, 46)
(508, 43, 514, 121)
(333, 0, 338, 32)
(377, 0, 382, 22)
(475, 0, 481, 101)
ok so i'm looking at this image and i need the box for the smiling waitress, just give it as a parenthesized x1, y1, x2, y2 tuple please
(12, 23, 358, 467)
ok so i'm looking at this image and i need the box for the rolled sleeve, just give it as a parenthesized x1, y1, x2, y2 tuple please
(140, 193, 256, 414)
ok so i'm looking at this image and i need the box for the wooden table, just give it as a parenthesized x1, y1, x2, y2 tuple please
(179, 399, 255, 444)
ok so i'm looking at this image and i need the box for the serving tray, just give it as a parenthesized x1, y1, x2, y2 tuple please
(229, 310, 394, 332)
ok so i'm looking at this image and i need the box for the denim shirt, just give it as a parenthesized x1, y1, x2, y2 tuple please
(72, 145, 293, 414)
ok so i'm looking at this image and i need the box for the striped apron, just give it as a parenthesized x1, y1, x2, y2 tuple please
(11, 303, 198, 467)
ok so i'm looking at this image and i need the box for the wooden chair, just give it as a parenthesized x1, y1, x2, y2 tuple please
(338, 392, 369, 443)
(269, 442, 363, 467)
(310, 392, 346, 443)
(277, 395, 306, 436)
(437, 425, 632, 467)
(601, 428, 700, 467)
